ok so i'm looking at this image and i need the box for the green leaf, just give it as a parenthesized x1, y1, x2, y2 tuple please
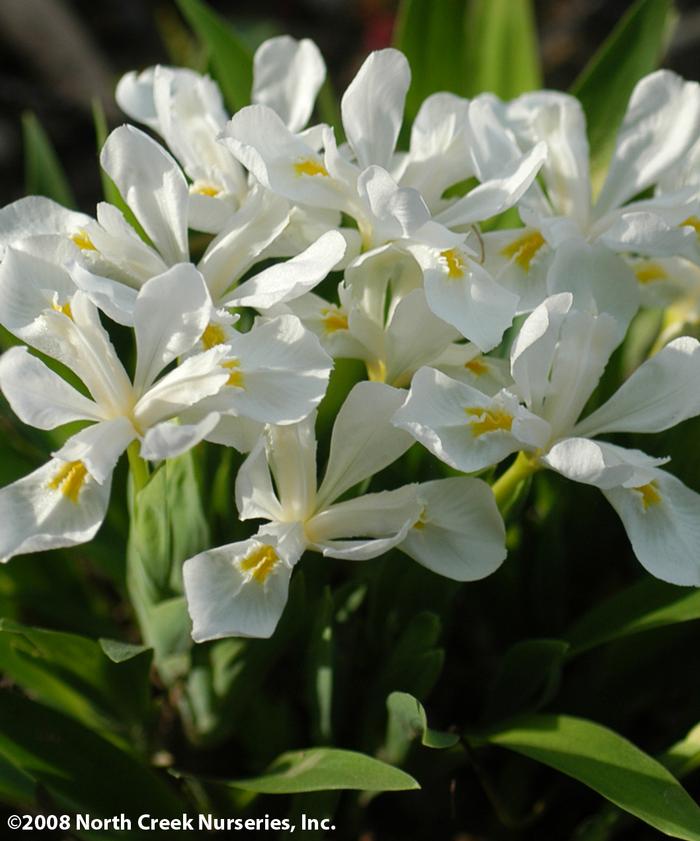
(22, 111, 75, 208)
(155, 5, 208, 70)
(316, 78, 342, 135)
(208, 748, 420, 793)
(464, 0, 542, 99)
(485, 638, 570, 721)
(481, 713, 700, 840)
(92, 98, 120, 206)
(570, 0, 676, 179)
(385, 692, 458, 765)
(566, 578, 700, 656)
(306, 588, 334, 743)
(99, 638, 151, 664)
(0, 619, 152, 738)
(393, 0, 469, 122)
(571, 723, 700, 841)
(129, 450, 209, 601)
(0, 691, 183, 830)
(0, 753, 36, 809)
(176, 0, 253, 112)
(661, 724, 700, 781)
(394, 0, 541, 122)
(127, 451, 210, 681)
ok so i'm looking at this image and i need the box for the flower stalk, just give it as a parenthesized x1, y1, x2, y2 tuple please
(491, 451, 540, 511)
(127, 440, 150, 493)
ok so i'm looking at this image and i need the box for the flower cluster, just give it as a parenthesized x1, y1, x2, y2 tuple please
(1, 37, 699, 640)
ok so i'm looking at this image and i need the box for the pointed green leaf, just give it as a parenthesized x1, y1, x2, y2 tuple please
(393, 0, 469, 122)
(129, 451, 210, 602)
(99, 638, 151, 664)
(208, 747, 420, 793)
(661, 724, 700, 781)
(566, 578, 700, 656)
(316, 78, 342, 135)
(0, 753, 35, 809)
(176, 0, 253, 112)
(570, 0, 676, 177)
(481, 714, 700, 840)
(22, 111, 75, 208)
(0, 691, 183, 825)
(0, 619, 152, 737)
(464, 0, 542, 98)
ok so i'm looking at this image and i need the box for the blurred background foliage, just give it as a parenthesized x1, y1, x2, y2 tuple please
(0, 1, 700, 840)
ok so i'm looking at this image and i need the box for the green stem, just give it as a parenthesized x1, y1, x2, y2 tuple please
(127, 440, 150, 493)
(491, 451, 540, 511)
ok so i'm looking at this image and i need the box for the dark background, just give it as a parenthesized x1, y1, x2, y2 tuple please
(0, 0, 699, 210)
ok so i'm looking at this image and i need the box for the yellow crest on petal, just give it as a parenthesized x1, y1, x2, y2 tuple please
(192, 183, 221, 197)
(500, 230, 545, 272)
(636, 482, 662, 510)
(223, 358, 245, 388)
(320, 306, 348, 334)
(201, 323, 227, 349)
(294, 158, 329, 178)
(465, 406, 513, 436)
(634, 261, 668, 284)
(48, 460, 88, 503)
(440, 249, 465, 279)
(70, 230, 96, 251)
(52, 300, 73, 319)
(240, 544, 279, 583)
(465, 357, 489, 376)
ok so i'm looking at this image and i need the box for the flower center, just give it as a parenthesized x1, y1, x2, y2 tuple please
(320, 306, 348, 333)
(48, 460, 88, 503)
(201, 323, 227, 349)
(634, 262, 668, 284)
(52, 300, 73, 319)
(223, 358, 245, 388)
(440, 248, 465, 278)
(464, 406, 513, 436)
(191, 182, 222, 197)
(70, 230, 96, 251)
(465, 357, 488, 376)
(240, 544, 279, 583)
(635, 482, 661, 510)
(500, 230, 545, 272)
(294, 158, 329, 177)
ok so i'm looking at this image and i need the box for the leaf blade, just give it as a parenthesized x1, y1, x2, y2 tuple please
(207, 748, 420, 794)
(570, 0, 676, 177)
(22, 112, 75, 208)
(482, 713, 700, 840)
(464, 0, 542, 98)
(175, 0, 253, 112)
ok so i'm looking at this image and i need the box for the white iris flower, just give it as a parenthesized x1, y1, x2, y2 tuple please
(183, 382, 506, 639)
(394, 293, 700, 585)
(0, 264, 231, 561)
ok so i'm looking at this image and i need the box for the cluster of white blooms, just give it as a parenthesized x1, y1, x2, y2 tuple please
(1, 37, 699, 640)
